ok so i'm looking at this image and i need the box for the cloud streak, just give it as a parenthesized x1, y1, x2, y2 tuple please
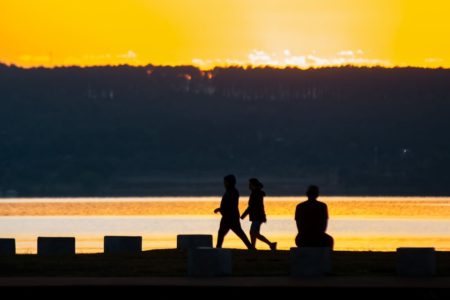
(15, 49, 389, 69)
(425, 57, 444, 64)
(193, 49, 390, 69)
(18, 50, 139, 67)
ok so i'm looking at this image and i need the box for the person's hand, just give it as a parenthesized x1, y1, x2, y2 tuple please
(214, 208, 220, 214)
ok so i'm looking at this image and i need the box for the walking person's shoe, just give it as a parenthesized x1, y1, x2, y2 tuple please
(270, 242, 277, 251)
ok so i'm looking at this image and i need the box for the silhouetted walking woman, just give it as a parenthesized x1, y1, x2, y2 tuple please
(295, 185, 334, 248)
(214, 174, 254, 249)
(241, 178, 277, 250)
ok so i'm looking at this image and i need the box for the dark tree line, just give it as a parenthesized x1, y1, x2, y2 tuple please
(0, 64, 449, 196)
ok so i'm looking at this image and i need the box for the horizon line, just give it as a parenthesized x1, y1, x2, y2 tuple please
(1, 62, 449, 71)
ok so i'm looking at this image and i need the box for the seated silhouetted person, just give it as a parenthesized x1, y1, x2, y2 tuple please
(295, 185, 334, 249)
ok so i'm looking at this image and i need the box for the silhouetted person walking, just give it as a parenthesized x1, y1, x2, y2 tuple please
(214, 175, 254, 249)
(295, 185, 334, 248)
(241, 178, 277, 250)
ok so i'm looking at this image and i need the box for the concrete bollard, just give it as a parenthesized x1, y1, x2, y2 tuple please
(37, 237, 76, 255)
(104, 236, 142, 254)
(177, 234, 213, 250)
(0, 238, 16, 255)
(290, 247, 332, 277)
(397, 247, 436, 277)
(188, 247, 232, 277)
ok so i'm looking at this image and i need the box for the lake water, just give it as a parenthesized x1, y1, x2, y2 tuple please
(1, 197, 450, 253)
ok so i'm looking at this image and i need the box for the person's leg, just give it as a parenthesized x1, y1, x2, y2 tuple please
(231, 221, 254, 250)
(249, 222, 259, 247)
(255, 233, 273, 246)
(250, 233, 257, 247)
(296, 236, 316, 247)
(251, 221, 274, 248)
(295, 234, 301, 247)
(323, 233, 334, 249)
(302, 234, 334, 248)
(216, 218, 230, 248)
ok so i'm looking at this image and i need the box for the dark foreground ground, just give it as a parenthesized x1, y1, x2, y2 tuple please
(1, 249, 450, 277)
(1, 250, 450, 299)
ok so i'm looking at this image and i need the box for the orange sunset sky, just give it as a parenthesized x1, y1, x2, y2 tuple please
(1, 0, 449, 69)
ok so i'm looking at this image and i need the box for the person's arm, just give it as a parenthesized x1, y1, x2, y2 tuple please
(295, 206, 302, 233)
(319, 204, 328, 232)
(215, 194, 225, 214)
(221, 192, 231, 215)
(296, 220, 301, 233)
(241, 207, 250, 219)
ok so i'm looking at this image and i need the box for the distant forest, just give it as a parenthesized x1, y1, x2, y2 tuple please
(0, 64, 449, 196)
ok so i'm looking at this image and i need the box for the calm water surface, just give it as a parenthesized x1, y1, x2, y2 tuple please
(1, 197, 449, 253)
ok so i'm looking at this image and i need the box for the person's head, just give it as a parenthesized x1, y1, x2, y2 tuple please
(249, 178, 263, 191)
(224, 174, 236, 189)
(306, 185, 319, 200)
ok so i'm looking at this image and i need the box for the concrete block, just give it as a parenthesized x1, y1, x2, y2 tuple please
(290, 247, 332, 277)
(104, 236, 142, 254)
(37, 237, 75, 255)
(188, 247, 232, 277)
(177, 234, 213, 250)
(397, 247, 436, 277)
(0, 238, 15, 255)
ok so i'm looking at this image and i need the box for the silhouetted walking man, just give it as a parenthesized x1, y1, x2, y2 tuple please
(295, 185, 334, 248)
(214, 174, 254, 249)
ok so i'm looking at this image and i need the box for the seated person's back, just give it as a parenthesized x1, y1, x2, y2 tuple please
(295, 185, 334, 248)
